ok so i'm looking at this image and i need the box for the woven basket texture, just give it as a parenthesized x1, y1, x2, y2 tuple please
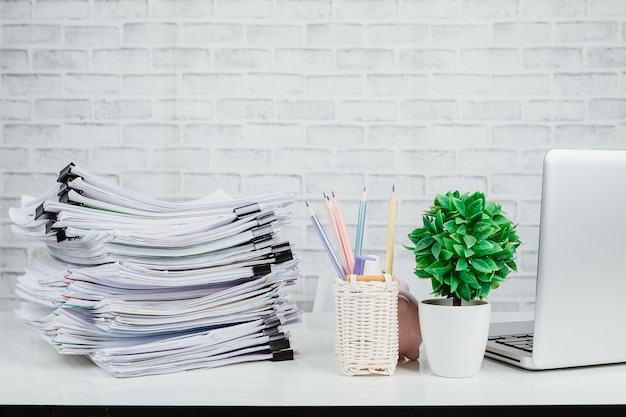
(333, 274, 399, 376)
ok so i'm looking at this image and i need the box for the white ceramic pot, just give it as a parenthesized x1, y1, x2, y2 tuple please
(418, 298, 491, 378)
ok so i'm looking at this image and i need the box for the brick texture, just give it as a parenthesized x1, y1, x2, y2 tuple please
(2, 0, 626, 313)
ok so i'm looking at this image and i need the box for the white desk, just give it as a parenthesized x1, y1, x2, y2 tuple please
(1, 310, 625, 413)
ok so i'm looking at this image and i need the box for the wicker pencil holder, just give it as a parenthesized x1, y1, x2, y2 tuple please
(332, 274, 399, 376)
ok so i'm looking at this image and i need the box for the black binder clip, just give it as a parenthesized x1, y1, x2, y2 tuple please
(272, 248, 293, 264)
(269, 331, 287, 342)
(234, 203, 260, 218)
(57, 162, 79, 184)
(272, 241, 290, 251)
(56, 182, 70, 197)
(256, 212, 276, 226)
(58, 186, 82, 205)
(56, 228, 68, 242)
(263, 315, 281, 329)
(271, 350, 294, 361)
(251, 224, 273, 238)
(263, 326, 280, 337)
(56, 228, 80, 242)
(269, 338, 290, 352)
(252, 235, 273, 249)
(34, 203, 47, 220)
(45, 214, 58, 234)
(252, 264, 272, 276)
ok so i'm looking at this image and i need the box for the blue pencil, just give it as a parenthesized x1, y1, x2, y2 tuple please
(306, 201, 345, 279)
(354, 186, 367, 258)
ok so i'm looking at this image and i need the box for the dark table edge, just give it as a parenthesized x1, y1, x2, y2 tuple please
(2, 405, 626, 417)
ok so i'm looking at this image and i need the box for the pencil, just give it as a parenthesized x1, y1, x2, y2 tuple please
(332, 192, 355, 275)
(385, 185, 396, 275)
(306, 201, 344, 279)
(323, 193, 349, 275)
(354, 186, 367, 258)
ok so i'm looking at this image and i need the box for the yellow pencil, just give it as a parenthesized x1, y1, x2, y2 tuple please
(385, 185, 396, 274)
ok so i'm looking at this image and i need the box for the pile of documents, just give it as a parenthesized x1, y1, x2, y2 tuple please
(9, 163, 302, 377)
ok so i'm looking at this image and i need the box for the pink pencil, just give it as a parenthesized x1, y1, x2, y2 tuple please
(332, 192, 354, 274)
(323, 193, 349, 275)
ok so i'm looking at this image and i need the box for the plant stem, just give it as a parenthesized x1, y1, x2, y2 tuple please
(453, 296, 462, 307)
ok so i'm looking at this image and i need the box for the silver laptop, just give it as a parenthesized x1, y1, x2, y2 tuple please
(485, 149, 626, 370)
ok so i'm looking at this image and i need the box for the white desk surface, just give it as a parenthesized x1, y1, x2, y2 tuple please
(1, 310, 625, 411)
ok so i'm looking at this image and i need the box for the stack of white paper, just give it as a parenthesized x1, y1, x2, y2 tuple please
(9, 163, 302, 377)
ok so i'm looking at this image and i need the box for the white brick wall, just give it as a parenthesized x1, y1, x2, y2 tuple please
(2, 0, 626, 313)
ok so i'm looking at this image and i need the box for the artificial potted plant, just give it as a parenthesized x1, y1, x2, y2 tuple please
(405, 190, 521, 377)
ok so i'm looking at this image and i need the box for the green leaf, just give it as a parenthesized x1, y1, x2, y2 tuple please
(463, 234, 477, 248)
(443, 237, 456, 252)
(485, 201, 501, 217)
(431, 279, 443, 293)
(467, 198, 483, 217)
(449, 274, 459, 293)
(459, 270, 477, 284)
(408, 227, 428, 244)
(468, 278, 482, 289)
(484, 257, 499, 271)
(415, 257, 433, 269)
(435, 210, 444, 232)
(470, 258, 492, 273)
(478, 281, 492, 298)
(423, 215, 437, 234)
(472, 240, 494, 253)
(476, 272, 493, 283)
(472, 221, 495, 238)
(457, 282, 471, 301)
(436, 194, 452, 211)
(440, 249, 454, 261)
(453, 198, 466, 216)
(430, 271, 443, 284)
(450, 232, 464, 244)
(431, 241, 442, 259)
(413, 268, 431, 278)
(426, 264, 453, 277)
(505, 259, 518, 271)
(492, 272, 506, 282)
(467, 210, 483, 227)
(443, 220, 458, 234)
(463, 246, 475, 257)
(494, 248, 512, 260)
(456, 257, 468, 271)
(452, 244, 475, 258)
(414, 236, 435, 252)
(431, 233, 444, 244)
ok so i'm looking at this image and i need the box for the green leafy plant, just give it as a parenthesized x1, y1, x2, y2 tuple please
(405, 191, 521, 306)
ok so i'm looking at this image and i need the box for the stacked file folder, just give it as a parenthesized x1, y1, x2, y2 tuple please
(9, 163, 302, 377)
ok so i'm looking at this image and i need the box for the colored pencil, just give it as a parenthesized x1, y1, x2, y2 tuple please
(306, 201, 344, 279)
(332, 192, 355, 275)
(385, 185, 396, 275)
(354, 186, 367, 258)
(323, 193, 349, 275)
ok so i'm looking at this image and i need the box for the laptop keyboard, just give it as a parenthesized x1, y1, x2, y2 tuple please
(489, 334, 534, 353)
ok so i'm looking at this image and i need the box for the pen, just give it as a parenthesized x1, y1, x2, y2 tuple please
(332, 192, 355, 275)
(354, 186, 367, 258)
(385, 185, 396, 275)
(306, 201, 344, 279)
